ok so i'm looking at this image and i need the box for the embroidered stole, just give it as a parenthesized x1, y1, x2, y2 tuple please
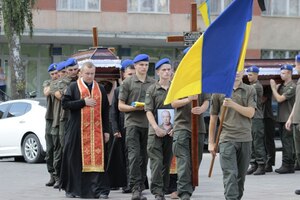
(77, 78, 104, 172)
(170, 156, 177, 174)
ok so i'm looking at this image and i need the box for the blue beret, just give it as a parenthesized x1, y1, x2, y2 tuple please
(155, 58, 171, 70)
(48, 63, 57, 72)
(65, 58, 77, 68)
(121, 59, 134, 71)
(56, 61, 67, 71)
(280, 64, 293, 71)
(183, 47, 191, 55)
(246, 65, 259, 73)
(133, 54, 149, 63)
(296, 55, 300, 63)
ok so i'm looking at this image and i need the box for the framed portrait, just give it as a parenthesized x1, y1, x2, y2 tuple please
(157, 109, 174, 131)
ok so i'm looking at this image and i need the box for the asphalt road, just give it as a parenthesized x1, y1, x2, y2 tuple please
(0, 151, 299, 200)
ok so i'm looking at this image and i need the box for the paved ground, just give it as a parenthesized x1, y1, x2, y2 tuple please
(1, 148, 300, 200)
(108, 152, 300, 200)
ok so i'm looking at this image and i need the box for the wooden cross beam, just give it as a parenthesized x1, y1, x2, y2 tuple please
(93, 26, 99, 47)
(166, 2, 200, 187)
(166, 2, 198, 43)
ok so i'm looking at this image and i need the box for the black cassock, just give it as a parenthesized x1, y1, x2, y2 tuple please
(60, 81, 110, 198)
(108, 86, 128, 188)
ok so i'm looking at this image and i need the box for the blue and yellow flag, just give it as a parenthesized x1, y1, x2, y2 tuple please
(199, 0, 211, 27)
(164, 0, 253, 104)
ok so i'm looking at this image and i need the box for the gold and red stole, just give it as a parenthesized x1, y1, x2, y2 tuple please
(170, 156, 177, 174)
(77, 78, 104, 172)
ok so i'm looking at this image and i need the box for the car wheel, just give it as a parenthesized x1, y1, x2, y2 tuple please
(22, 134, 44, 163)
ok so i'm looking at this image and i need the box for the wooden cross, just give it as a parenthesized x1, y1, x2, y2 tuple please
(93, 26, 99, 47)
(166, 2, 201, 187)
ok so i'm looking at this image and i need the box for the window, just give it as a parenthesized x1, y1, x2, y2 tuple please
(261, 49, 300, 59)
(128, 0, 169, 13)
(196, 0, 233, 15)
(7, 103, 30, 118)
(0, 104, 8, 119)
(57, 0, 100, 11)
(264, 0, 300, 16)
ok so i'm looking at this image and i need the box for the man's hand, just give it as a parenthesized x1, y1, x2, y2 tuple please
(104, 133, 110, 143)
(223, 98, 236, 108)
(154, 126, 166, 137)
(270, 79, 276, 89)
(285, 119, 292, 131)
(134, 106, 145, 111)
(188, 95, 198, 102)
(166, 129, 174, 137)
(113, 132, 122, 138)
(191, 106, 206, 115)
(85, 97, 97, 107)
(208, 142, 217, 157)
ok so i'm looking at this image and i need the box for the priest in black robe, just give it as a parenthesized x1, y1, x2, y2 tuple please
(60, 62, 110, 199)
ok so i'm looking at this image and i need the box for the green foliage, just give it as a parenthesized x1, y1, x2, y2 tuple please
(1, 0, 36, 39)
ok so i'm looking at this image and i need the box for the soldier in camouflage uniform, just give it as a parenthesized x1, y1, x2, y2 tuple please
(246, 66, 266, 175)
(43, 63, 59, 187)
(53, 58, 78, 188)
(49, 61, 69, 188)
(270, 64, 296, 174)
(145, 58, 173, 200)
(209, 70, 256, 200)
(119, 54, 155, 200)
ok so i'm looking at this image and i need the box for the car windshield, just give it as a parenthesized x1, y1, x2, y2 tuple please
(33, 98, 47, 108)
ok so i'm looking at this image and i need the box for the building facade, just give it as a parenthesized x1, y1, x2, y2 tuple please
(0, 0, 299, 97)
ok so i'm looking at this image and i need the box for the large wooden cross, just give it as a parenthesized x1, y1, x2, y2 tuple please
(166, 2, 201, 187)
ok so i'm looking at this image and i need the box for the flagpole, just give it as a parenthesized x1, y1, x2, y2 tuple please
(208, 106, 228, 177)
(191, 99, 199, 186)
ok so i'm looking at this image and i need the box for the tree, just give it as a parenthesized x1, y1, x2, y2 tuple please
(0, 0, 36, 99)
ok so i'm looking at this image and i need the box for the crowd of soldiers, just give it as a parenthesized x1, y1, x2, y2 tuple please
(43, 58, 79, 189)
(42, 51, 300, 200)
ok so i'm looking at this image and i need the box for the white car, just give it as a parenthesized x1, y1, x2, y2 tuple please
(0, 99, 46, 163)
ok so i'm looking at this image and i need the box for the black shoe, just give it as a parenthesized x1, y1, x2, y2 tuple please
(295, 189, 300, 195)
(45, 175, 55, 187)
(131, 189, 141, 200)
(65, 192, 76, 198)
(246, 165, 257, 175)
(275, 164, 295, 174)
(53, 180, 60, 189)
(265, 164, 273, 172)
(155, 195, 166, 200)
(295, 164, 300, 171)
(180, 193, 191, 200)
(122, 186, 132, 193)
(99, 194, 109, 199)
(140, 195, 147, 200)
(253, 165, 265, 175)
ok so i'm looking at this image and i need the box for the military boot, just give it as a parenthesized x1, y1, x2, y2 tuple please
(45, 173, 55, 187)
(53, 176, 60, 189)
(246, 164, 257, 175)
(253, 164, 265, 175)
(131, 187, 147, 200)
(294, 163, 300, 171)
(155, 195, 166, 200)
(275, 164, 295, 174)
(131, 189, 141, 200)
(140, 194, 147, 200)
(265, 164, 273, 172)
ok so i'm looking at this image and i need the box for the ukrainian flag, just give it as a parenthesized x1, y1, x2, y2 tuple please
(164, 0, 253, 104)
(199, 0, 211, 27)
